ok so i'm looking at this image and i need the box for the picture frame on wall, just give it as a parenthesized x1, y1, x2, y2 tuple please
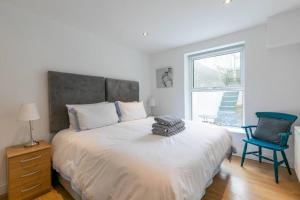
(156, 67, 173, 88)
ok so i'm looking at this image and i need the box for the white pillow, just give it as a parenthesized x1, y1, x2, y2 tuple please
(66, 102, 118, 131)
(67, 102, 108, 130)
(117, 101, 147, 122)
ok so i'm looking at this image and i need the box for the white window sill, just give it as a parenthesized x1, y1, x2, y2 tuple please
(224, 126, 245, 135)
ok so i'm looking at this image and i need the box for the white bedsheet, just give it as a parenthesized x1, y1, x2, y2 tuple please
(52, 117, 232, 200)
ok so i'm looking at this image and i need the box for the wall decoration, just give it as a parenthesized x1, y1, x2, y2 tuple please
(156, 67, 173, 88)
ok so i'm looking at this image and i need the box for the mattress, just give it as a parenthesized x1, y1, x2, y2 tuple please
(52, 117, 232, 200)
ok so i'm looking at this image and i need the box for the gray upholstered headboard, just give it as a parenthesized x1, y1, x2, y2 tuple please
(106, 78, 139, 102)
(48, 71, 139, 133)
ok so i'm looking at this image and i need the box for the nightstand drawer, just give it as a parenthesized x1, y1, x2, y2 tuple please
(8, 179, 51, 200)
(8, 163, 50, 189)
(8, 149, 50, 170)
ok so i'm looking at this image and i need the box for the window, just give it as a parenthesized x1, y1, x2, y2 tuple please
(188, 44, 244, 127)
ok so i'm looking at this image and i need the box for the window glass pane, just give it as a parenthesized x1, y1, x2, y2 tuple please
(192, 91, 243, 127)
(193, 52, 241, 88)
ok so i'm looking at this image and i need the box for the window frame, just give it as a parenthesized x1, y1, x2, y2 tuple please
(188, 44, 245, 126)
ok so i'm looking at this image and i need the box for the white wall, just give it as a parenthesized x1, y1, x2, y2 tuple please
(267, 8, 300, 48)
(150, 25, 300, 166)
(0, 2, 151, 194)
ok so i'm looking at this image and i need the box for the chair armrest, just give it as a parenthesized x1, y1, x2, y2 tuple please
(241, 125, 258, 129)
(241, 125, 257, 139)
(279, 132, 292, 147)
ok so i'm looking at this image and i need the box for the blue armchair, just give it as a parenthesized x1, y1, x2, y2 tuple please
(241, 112, 297, 183)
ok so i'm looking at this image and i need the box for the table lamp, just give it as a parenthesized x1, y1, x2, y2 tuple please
(149, 97, 156, 116)
(149, 97, 156, 107)
(19, 103, 40, 147)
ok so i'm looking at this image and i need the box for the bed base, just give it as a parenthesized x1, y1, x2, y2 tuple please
(58, 174, 82, 200)
(56, 166, 222, 200)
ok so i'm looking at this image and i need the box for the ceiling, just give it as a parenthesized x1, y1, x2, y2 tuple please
(6, 0, 300, 54)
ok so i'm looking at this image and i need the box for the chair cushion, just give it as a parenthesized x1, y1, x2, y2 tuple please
(253, 117, 292, 144)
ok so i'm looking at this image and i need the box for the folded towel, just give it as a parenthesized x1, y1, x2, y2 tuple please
(152, 126, 185, 137)
(154, 115, 183, 126)
(152, 121, 185, 132)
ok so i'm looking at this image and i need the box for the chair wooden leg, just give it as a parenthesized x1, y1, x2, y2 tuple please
(273, 150, 279, 183)
(258, 146, 262, 163)
(281, 151, 292, 175)
(241, 143, 248, 167)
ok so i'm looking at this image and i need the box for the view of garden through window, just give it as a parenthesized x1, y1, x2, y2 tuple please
(191, 50, 243, 127)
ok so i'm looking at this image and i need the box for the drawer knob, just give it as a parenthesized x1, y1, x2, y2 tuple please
(20, 170, 41, 178)
(20, 155, 42, 163)
(21, 184, 41, 193)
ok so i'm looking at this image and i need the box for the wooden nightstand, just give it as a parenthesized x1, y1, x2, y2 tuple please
(6, 141, 51, 200)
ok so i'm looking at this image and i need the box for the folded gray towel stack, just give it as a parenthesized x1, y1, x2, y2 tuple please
(152, 115, 185, 137)
(154, 115, 183, 126)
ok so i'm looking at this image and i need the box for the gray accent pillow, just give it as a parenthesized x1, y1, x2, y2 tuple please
(67, 108, 81, 132)
(253, 117, 292, 144)
(114, 101, 122, 122)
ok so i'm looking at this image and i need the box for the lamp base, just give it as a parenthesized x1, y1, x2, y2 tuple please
(24, 140, 39, 147)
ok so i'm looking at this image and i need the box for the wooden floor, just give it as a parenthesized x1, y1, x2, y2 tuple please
(202, 156, 300, 200)
(1, 156, 300, 200)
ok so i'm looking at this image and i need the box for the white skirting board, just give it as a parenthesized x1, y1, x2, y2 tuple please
(0, 184, 7, 195)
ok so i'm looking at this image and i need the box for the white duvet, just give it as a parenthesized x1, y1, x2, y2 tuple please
(52, 117, 232, 200)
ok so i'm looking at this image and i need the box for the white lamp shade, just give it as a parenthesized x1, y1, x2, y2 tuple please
(149, 97, 156, 107)
(19, 103, 40, 121)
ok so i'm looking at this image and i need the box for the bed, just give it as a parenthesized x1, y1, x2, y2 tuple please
(48, 71, 232, 200)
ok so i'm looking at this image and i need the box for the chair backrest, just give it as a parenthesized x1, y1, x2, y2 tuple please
(256, 112, 298, 132)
